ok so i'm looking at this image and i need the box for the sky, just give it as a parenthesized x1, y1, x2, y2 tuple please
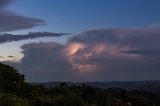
(1, 0, 160, 82)
(6, 0, 160, 34)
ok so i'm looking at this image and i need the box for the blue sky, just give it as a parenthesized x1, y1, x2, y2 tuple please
(7, 0, 160, 34)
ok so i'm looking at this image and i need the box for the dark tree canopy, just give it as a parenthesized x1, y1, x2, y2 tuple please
(0, 63, 25, 93)
(0, 63, 160, 106)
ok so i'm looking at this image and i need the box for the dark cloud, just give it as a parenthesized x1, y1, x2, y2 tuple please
(0, 10, 45, 32)
(0, 0, 45, 32)
(8, 42, 77, 82)
(71, 26, 160, 49)
(5, 25, 160, 82)
(122, 49, 160, 55)
(8, 55, 14, 58)
(0, 32, 67, 43)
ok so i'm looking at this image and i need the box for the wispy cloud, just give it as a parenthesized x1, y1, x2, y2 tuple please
(122, 49, 160, 55)
(0, 32, 68, 43)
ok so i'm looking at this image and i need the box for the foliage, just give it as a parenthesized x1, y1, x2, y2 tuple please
(0, 63, 160, 106)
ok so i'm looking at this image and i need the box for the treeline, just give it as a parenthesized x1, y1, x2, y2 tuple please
(0, 63, 160, 106)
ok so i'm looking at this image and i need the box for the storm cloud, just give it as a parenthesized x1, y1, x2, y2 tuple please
(9, 42, 82, 82)
(6, 25, 160, 82)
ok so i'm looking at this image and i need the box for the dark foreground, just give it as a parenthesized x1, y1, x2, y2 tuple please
(0, 63, 160, 106)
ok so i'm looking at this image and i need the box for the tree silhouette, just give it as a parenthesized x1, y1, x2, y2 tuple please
(0, 63, 27, 94)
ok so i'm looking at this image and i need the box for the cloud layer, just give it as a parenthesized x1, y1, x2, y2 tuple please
(6, 25, 160, 82)
(0, 0, 45, 32)
(0, 32, 67, 43)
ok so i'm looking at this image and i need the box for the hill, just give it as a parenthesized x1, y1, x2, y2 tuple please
(33, 81, 160, 94)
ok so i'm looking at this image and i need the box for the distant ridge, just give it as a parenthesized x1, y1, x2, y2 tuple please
(32, 80, 160, 93)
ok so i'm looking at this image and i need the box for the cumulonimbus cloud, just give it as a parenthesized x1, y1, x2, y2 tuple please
(5, 25, 160, 82)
